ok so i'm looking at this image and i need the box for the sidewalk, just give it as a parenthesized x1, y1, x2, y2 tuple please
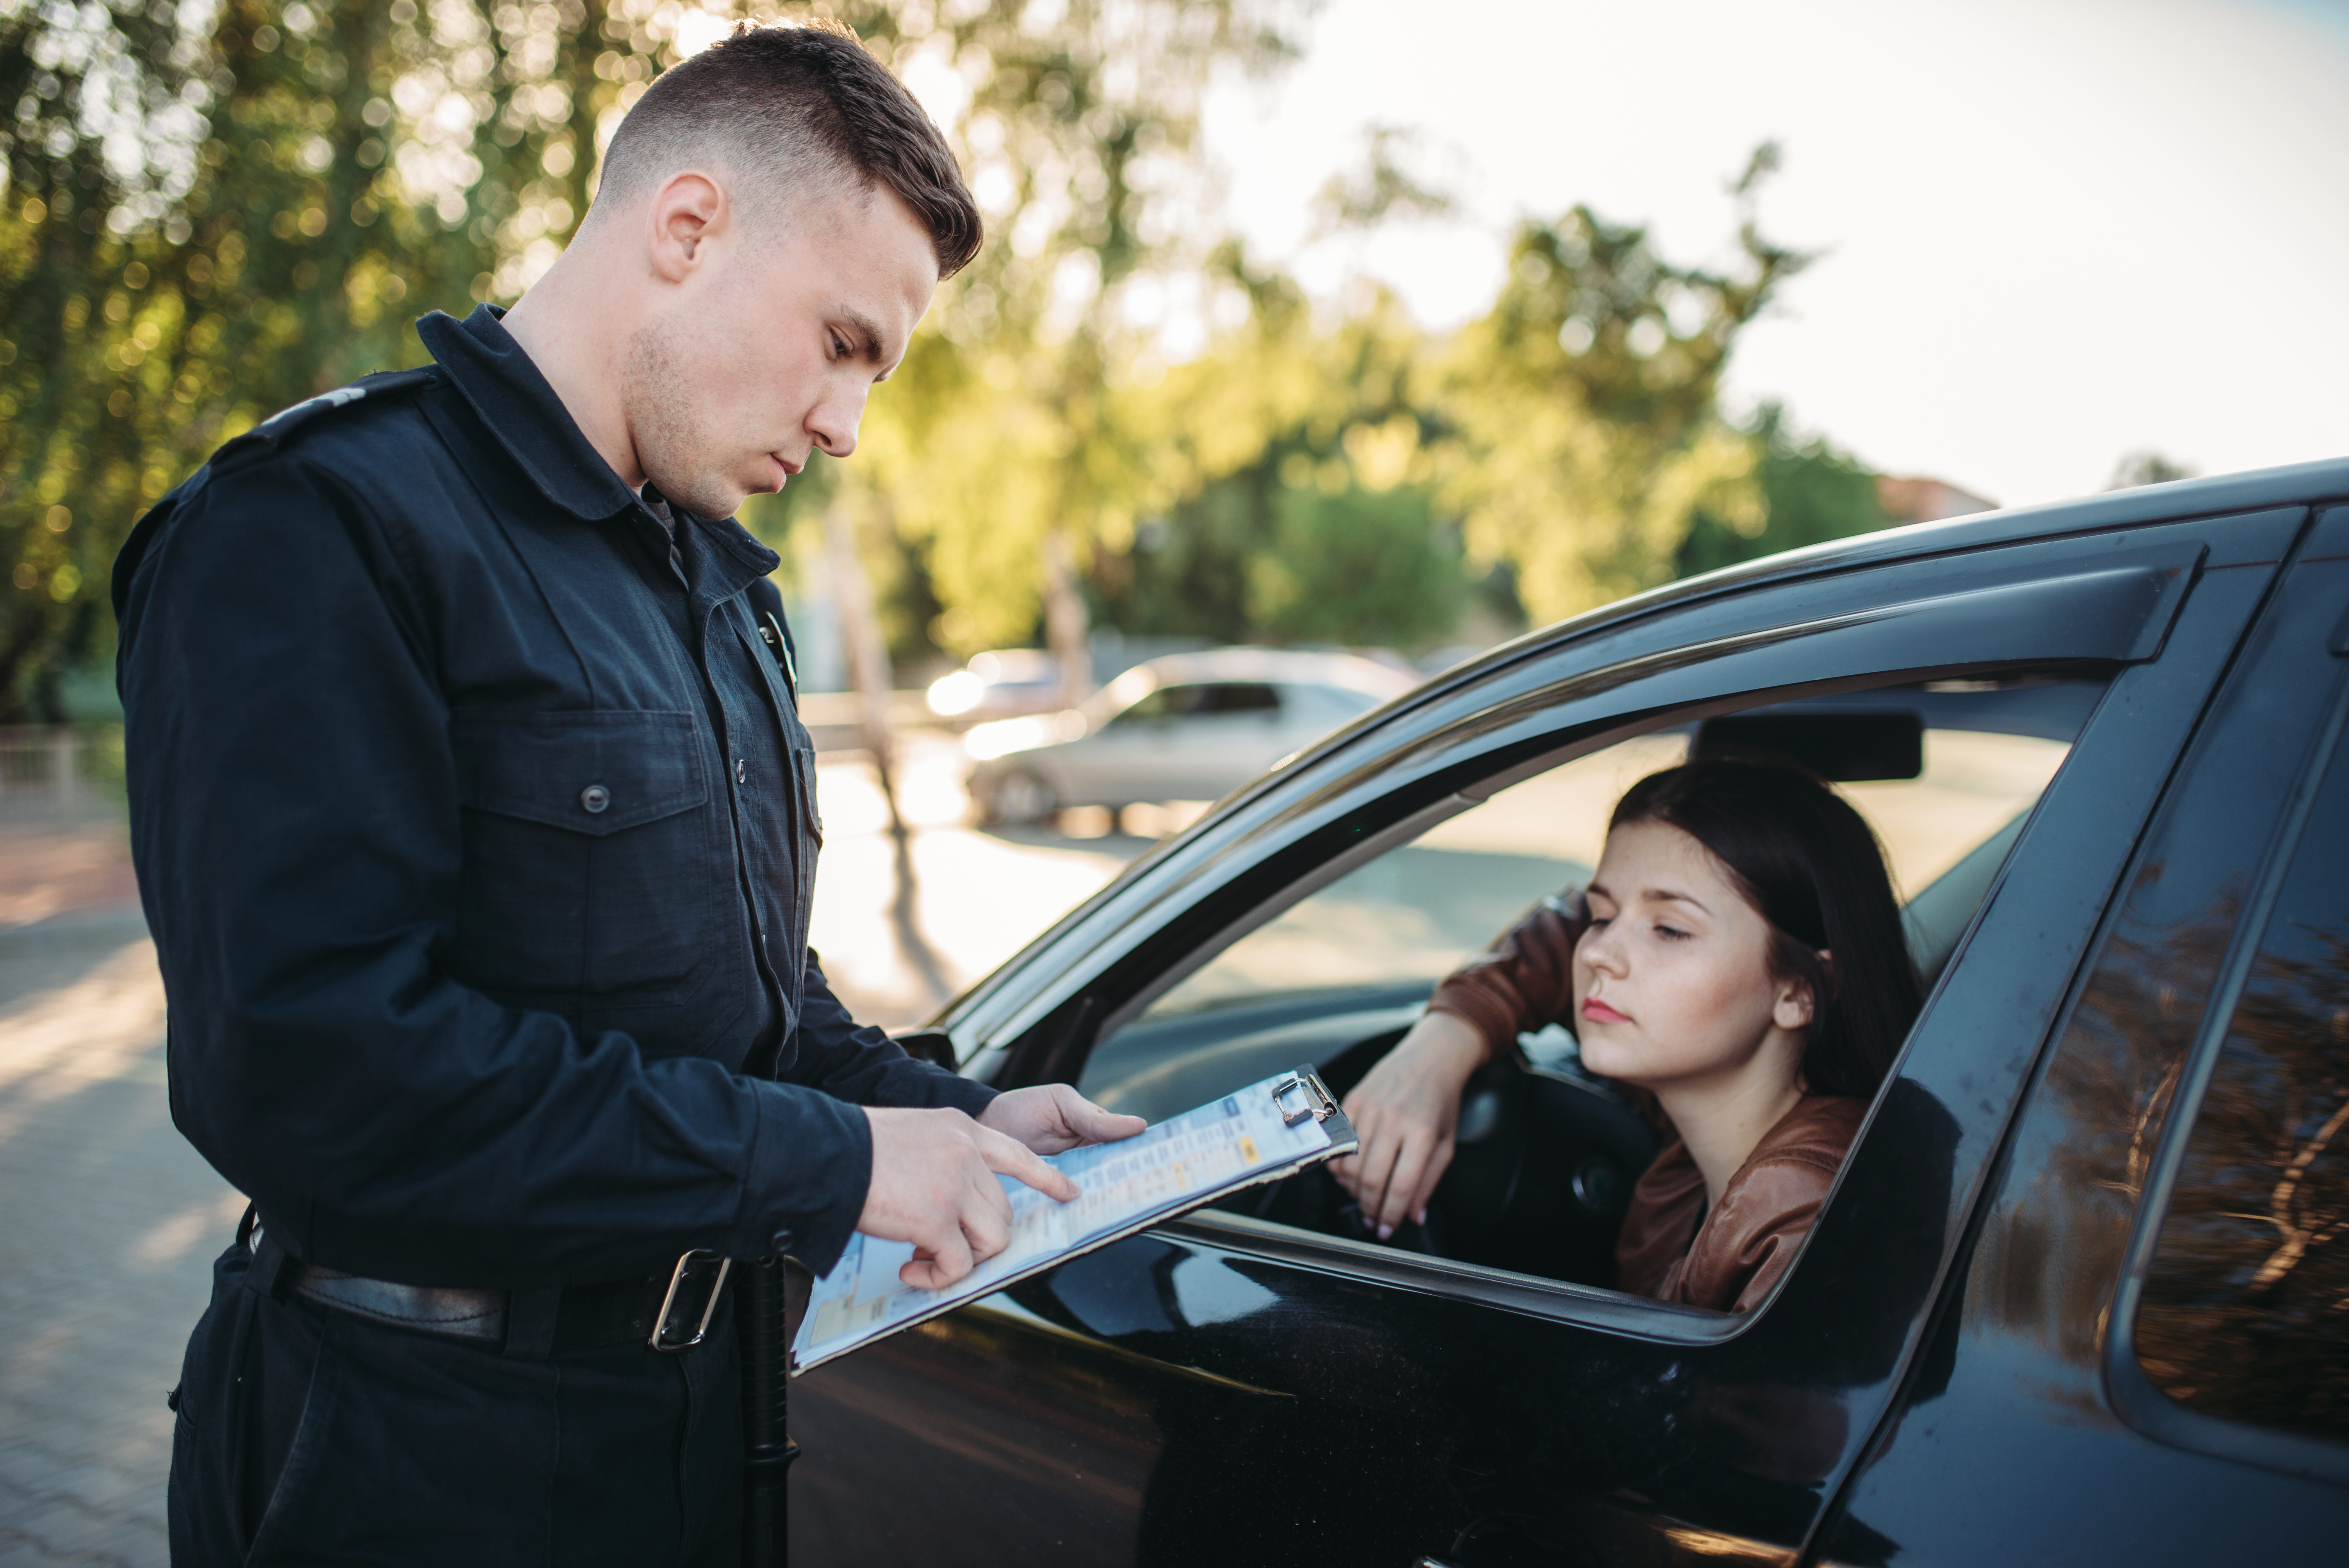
(0, 811, 219, 1566)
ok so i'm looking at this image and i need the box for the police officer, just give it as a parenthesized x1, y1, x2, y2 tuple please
(114, 23, 1141, 1564)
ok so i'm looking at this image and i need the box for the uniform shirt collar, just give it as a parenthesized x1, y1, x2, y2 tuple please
(415, 304, 644, 522)
(414, 305, 783, 587)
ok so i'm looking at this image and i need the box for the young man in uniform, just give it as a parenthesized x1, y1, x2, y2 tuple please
(114, 21, 1140, 1563)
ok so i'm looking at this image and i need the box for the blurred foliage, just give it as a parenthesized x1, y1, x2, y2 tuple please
(1, 0, 626, 719)
(1677, 401, 1887, 579)
(2108, 450, 2197, 490)
(3, 1, 1898, 715)
(1434, 145, 1810, 624)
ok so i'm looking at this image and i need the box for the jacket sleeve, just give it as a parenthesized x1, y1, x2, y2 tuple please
(116, 453, 875, 1282)
(785, 951, 998, 1115)
(1424, 891, 1588, 1057)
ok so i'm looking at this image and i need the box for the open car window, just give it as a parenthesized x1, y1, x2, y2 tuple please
(1075, 674, 2108, 1298)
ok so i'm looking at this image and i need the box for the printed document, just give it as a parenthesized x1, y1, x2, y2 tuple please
(793, 1067, 1353, 1372)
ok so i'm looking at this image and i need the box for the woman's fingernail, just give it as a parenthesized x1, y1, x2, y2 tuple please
(1376, 1222, 1393, 1239)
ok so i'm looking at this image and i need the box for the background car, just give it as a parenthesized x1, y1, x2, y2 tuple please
(794, 460, 2349, 1566)
(924, 648, 1070, 727)
(962, 647, 1420, 825)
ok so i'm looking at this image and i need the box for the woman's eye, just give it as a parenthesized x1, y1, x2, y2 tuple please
(1654, 923, 1690, 941)
(829, 331, 850, 359)
(1586, 914, 1613, 929)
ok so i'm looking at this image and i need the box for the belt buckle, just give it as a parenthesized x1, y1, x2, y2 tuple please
(650, 1249, 733, 1352)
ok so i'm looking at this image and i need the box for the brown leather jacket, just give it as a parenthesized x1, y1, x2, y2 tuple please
(1428, 897, 1863, 1313)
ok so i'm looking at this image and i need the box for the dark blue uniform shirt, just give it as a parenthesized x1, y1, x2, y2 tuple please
(112, 305, 992, 1287)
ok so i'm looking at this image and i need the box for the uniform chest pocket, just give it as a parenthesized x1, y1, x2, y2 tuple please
(450, 711, 720, 1007)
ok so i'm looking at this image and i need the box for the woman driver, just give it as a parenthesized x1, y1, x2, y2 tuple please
(1332, 759, 1923, 1313)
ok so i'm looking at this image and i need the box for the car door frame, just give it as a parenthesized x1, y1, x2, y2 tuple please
(1805, 504, 2349, 1566)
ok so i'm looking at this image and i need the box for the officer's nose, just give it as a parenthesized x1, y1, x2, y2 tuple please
(808, 383, 868, 461)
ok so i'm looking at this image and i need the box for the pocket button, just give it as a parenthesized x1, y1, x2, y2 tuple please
(580, 784, 611, 814)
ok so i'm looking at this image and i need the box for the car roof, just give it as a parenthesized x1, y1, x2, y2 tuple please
(1431, 454, 2349, 698)
(1127, 647, 1422, 697)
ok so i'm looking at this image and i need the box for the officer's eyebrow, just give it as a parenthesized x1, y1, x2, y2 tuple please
(838, 308, 902, 382)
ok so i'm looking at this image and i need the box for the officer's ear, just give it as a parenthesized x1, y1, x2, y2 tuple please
(647, 172, 727, 282)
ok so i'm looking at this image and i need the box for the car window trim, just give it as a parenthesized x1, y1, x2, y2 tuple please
(1158, 1209, 1743, 1342)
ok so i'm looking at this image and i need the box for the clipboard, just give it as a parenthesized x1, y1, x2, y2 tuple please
(793, 1066, 1357, 1373)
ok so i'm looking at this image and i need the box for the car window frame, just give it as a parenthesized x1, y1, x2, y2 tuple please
(951, 509, 2303, 1358)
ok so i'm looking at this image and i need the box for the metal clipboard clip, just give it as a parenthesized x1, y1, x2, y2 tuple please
(1271, 1073, 1338, 1127)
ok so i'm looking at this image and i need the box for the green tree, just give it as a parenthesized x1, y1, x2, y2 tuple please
(1676, 402, 1889, 578)
(1435, 146, 1809, 624)
(1084, 267, 1465, 651)
(745, 0, 1306, 686)
(0, 0, 629, 720)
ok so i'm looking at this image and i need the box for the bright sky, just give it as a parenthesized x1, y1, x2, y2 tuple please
(1199, 0, 2349, 508)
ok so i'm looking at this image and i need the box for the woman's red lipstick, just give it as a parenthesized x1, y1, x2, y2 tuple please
(1581, 997, 1629, 1025)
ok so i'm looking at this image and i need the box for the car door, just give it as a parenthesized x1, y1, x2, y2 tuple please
(1811, 504, 2349, 1563)
(788, 504, 2307, 1568)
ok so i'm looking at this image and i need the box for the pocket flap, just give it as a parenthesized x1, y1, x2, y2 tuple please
(454, 711, 708, 836)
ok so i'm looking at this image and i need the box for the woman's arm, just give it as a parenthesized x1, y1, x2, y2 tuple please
(1427, 890, 1588, 1051)
(1332, 893, 1589, 1237)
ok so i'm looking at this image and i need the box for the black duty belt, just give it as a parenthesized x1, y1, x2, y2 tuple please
(241, 1208, 734, 1356)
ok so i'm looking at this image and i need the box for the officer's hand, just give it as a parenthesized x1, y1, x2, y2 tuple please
(978, 1084, 1146, 1155)
(859, 1106, 1081, 1290)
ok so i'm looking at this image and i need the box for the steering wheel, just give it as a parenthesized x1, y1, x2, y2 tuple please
(1227, 1029, 1660, 1289)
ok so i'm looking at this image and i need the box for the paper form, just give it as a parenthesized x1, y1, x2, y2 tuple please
(793, 1067, 1347, 1371)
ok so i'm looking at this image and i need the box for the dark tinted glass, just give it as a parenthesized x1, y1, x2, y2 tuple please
(2135, 718, 2349, 1444)
(1112, 682, 1278, 724)
(1194, 682, 1280, 715)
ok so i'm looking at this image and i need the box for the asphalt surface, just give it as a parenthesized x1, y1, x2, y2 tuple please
(0, 740, 1148, 1564)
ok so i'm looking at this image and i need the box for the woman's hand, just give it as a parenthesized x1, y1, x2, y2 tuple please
(1331, 1010, 1490, 1239)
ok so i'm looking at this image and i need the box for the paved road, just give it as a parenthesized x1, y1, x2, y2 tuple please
(0, 743, 1150, 1564)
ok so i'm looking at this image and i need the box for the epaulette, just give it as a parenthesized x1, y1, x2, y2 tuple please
(203, 364, 440, 477)
(111, 365, 438, 619)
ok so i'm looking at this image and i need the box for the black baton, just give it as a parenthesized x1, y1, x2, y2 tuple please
(737, 1256, 797, 1567)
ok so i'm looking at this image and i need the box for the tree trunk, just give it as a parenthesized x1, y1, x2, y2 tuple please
(1042, 530, 1093, 714)
(823, 501, 905, 837)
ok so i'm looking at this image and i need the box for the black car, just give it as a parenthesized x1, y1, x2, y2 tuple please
(790, 461, 2349, 1566)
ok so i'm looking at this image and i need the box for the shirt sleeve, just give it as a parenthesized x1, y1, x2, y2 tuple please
(117, 453, 877, 1283)
(1424, 891, 1588, 1057)
(785, 950, 1000, 1117)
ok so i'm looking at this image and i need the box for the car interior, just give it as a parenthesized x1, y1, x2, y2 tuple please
(1071, 672, 2112, 1298)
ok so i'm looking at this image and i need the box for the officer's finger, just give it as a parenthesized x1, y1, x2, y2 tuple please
(1050, 1086, 1146, 1146)
(977, 1123, 1079, 1203)
(960, 1174, 1012, 1263)
(899, 1223, 974, 1289)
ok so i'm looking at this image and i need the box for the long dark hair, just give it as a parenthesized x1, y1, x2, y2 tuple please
(1608, 760, 1921, 1099)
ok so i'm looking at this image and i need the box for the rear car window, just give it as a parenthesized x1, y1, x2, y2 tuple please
(2132, 720, 2349, 1446)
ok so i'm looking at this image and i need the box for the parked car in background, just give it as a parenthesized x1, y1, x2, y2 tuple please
(798, 460, 2349, 1565)
(962, 648, 1420, 824)
(925, 648, 1068, 727)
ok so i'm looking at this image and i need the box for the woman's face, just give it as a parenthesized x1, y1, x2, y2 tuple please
(1572, 819, 1814, 1094)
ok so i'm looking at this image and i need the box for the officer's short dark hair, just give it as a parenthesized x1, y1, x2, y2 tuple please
(595, 19, 982, 279)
